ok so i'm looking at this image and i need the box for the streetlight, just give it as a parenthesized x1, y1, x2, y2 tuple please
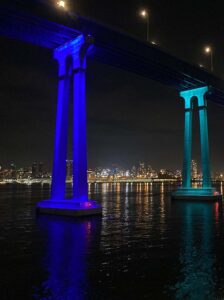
(57, 1, 66, 9)
(151, 40, 157, 46)
(140, 9, 149, 42)
(204, 46, 214, 72)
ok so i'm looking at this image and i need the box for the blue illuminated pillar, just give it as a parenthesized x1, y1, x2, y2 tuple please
(51, 55, 71, 200)
(180, 91, 193, 188)
(73, 55, 88, 201)
(51, 35, 91, 201)
(197, 88, 212, 188)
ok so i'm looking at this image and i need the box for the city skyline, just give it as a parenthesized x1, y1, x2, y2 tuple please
(0, 158, 213, 173)
(1, 159, 224, 182)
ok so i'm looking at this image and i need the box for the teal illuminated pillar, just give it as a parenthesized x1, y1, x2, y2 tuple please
(172, 86, 221, 200)
(180, 86, 211, 189)
(198, 89, 212, 188)
(181, 91, 193, 188)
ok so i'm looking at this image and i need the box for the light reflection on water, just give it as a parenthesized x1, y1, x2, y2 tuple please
(171, 202, 216, 300)
(0, 182, 224, 299)
(34, 215, 101, 300)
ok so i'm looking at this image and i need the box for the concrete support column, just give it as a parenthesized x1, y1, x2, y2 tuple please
(198, 91, 212, 188)
(36, 35, 102, 216)
(172, 86, 221, 200)
(51, 35, 91, 201)
(73, 66, 88, 201)
(51, 57, 70, 200)
(181, 92, 193, 188)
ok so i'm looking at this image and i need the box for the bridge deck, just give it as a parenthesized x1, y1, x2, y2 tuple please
(0, 1, 224, 103)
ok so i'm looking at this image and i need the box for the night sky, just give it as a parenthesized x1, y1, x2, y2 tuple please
(1, 0, 224, 172)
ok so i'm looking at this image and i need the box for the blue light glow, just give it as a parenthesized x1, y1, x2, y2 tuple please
(51, 35, 89, 202)
(37, 200, 101, 210)
(35, 34, 103, 217)
(34, 215, 101, 299)
(37, 35, 102, 215)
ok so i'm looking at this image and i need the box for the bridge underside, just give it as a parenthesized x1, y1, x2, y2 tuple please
(1, 2, 224, 104)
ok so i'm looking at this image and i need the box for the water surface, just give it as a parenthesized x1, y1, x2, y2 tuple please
(0, 182, 224, 299)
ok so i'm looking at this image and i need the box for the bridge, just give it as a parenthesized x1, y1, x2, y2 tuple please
(0, 0, 222, 215)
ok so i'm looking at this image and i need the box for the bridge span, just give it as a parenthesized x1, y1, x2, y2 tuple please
(1, 0, 224, 103)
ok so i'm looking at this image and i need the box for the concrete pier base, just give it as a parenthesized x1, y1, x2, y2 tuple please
(172, 188, 222, 201)
(36, 199, 102, 217)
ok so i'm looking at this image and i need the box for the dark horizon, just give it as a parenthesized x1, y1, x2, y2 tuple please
(1, 0, 224, 172)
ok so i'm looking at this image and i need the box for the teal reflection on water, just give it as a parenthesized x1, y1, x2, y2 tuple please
(172, 202, 217, 300)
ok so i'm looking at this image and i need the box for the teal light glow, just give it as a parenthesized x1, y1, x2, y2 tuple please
(172, 86, 221, 200)
(180, 86, 211, 189)
(171, 202, 216, 299)
(180, 86, 208, 102)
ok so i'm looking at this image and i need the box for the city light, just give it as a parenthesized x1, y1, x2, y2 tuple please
(205, 46, 211, 53)
(204, 45, 214, 72)
(139, 8, 149, 42)
(151, 41, 157, 45)
(1, 160, 224, 184)
(57, 1, 66, 9)
(140, 9, 148, 18)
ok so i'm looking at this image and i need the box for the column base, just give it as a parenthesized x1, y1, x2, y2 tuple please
(36, 199, 102, 217)
(172, 187, 222, 201)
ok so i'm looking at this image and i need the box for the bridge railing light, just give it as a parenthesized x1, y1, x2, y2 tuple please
(151, 40, 157, 45)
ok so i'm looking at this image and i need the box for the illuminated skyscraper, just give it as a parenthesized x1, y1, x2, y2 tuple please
(10, 162, 16, 179)
(191, 160, 198, 180)
(66, 160, 73, 180)
(39, 162, 44, 177)
(147, 164, 153, 175)
(138, 162, 146, 177)
(131, 166, 137, 178)
(32, 162, 38, 178)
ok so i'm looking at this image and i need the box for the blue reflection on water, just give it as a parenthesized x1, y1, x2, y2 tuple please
(34, 215, 101, 300)
(172, 202, 217, 300)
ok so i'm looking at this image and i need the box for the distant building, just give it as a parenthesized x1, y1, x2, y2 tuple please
(10, 162, 16, 179)
(160, 169, 166, 175)
(174, 169, 182, 179)
(39, 162, 44, 177)
(131, 166, 137, 178)
(158, 169, 175, 179)
(66, 160, 73, 180)
(88, 169, 95, 181)
(191, 160, 198, 180)
(138, 162, 146, 178)
(147, 164, 153, 176)
(32, 162, 38, 178)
